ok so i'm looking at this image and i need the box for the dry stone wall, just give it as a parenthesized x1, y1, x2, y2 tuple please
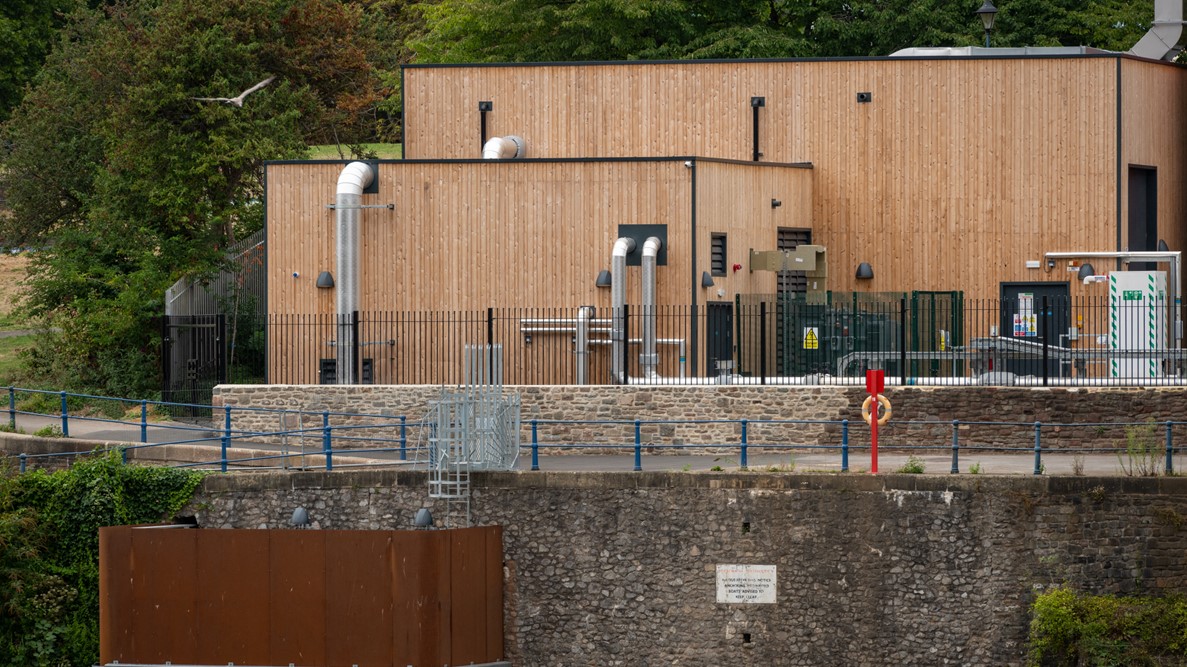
(214, 384, 1187, 453)
(187, 470, 1187, 666)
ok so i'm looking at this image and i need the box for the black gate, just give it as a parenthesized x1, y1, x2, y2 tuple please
(161, 314, 226, 415)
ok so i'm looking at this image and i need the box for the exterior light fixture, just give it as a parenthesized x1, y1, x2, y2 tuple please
(975, 0, 998, 48)
(596, 269, 612, 288)
(855, 262, 874, 280)
(771, 199, 782, 208)
(291, 507, 311, 529)
(414, 507, 434, 529)
(1077, 263, 1096, 282)
(701, 271, 715, 288)
(316, 271, 335, 288)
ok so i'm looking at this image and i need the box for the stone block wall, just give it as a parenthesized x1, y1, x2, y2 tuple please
(187, 470, 1187, 666)
(214, 384, 1187, 454)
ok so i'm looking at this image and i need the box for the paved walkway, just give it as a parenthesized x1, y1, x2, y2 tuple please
(7, 411, 1175, 477)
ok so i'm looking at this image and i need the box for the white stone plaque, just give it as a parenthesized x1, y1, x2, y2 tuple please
(715, 564, 777, 604)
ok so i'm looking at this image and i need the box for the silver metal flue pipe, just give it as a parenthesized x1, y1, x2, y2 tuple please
(611, 237, 636, 383)
(335, 161, 374, 384)
(640, 237, 662, 380)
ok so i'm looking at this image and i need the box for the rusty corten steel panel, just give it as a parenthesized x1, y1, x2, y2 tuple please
(98, 526, 133, 666)
(101, 526, 503, 667)
(392, 530, 451, 666)
(325, 531, 395, 667)
(270, 530, 328, 666)
(195, 529, 271, 665)
(129, 529, 199, 662)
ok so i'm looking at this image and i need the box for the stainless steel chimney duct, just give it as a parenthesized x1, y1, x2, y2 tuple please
(336, 161, 374, 384)
(1130, 0, 1184, 60)
(640, 237, 662, 380)
(482, 135, 525, 159)
(611, 237, 636, 383)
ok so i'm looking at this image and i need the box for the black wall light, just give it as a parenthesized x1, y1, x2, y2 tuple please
(478, 100, 493, 151)
(1077, 263, 1096, 281)
(701, 271, 716, 288)
(596, 269, 612, 288)
(316, 271, 335, 288)
(855, 262, 874, 280)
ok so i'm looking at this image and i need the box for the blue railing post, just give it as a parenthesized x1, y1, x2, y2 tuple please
(1166, 421, 1174, 476)
(220, 406, 232, 473)
(59, 391, 69, 437)
(841, 419, 849, 472)
(120, 446, 127, 465)
(740, 419, 749, 470)
(1033, 422, 1042, 475)
(8, 386, 14, 429)
(18, 453, 25, 473)
(531, 419, 540, 471)
(140, 400, 148, 443)
(399, 415, 408, 461)
(322, 411, 333, 471)
(633, 420, 642, 472)
(951, 420, 960, 474)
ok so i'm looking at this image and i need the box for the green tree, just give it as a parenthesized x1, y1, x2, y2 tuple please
(1, 0, 382, 396)
(0, 0, 80, 123)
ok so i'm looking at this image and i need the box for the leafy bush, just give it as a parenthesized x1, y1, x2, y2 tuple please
(0, 452, 204, 666)
(1028, 587, 1187, 666)
(897, 455, 926, 474)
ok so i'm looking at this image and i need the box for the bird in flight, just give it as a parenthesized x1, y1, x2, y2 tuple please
(192, 76, 276, 107)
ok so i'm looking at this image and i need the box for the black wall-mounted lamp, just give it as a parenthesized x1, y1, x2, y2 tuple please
(1077, 263, 1096, 281)
(595, 269, 612, 288)
(701, 271, 716, 288)
(771, 198, 782, 208)
(855, 262, 874, 280)
(315, 271, 335, 288)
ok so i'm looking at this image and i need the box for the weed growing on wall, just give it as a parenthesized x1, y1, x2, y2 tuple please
(0, 452, 205, 666)
(1117, 421, 1163, 476)
(897, 456, 926, 474)
(1028, 587, 1187, 666)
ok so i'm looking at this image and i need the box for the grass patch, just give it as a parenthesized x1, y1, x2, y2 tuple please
(0, 333, 35, 385)
(897, 455, 926, 474)
(307, 143, 402, 159)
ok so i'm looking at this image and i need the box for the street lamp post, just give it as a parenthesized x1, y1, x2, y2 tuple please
(975, 0, 998, 48)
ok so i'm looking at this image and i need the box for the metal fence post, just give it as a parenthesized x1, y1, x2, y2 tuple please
(1033, 422, 1042, 475)
(531, 419, 540, 471)
(899, 298, 908, 384)
(59, 391, 69, 437)
(841, 419, 849, 472)
(140, 400, 148, 443)
(1041, 295, 1050, 386)
(220, 406, 232, 473)
(400, 415, 407, 461)
(19, 453, 25, 473)
(759, 302, 767, 385)
(633, 419, 642, 471)
(740, 419, 749, 469)
(1166, 421, 1174, 476)
(120, 446, 127, 465)
(323, 411, 333, 471)
(951, 420, 960, 474)
(8, 387, 14, 429)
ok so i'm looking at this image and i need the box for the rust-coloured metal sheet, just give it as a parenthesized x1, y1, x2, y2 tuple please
(195, 529, 271, 665)
(270, 530, 328, 666)
(100, 525, 503, 667)
(325, 531, 395, 666)
(129, 528, 199, 662)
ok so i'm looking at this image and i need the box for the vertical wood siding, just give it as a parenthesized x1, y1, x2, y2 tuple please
(405, 57, 1153, 301)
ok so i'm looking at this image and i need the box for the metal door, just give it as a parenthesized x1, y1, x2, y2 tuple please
(999, 282, 1070, 378)
(706, 301, 734, 377)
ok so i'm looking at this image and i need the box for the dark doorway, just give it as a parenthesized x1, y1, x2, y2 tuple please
(1128, 166, 1158, 270)
(161, 314, 226, 417)
(998, 282, 1070, 378)
(706, 301, 734, 376)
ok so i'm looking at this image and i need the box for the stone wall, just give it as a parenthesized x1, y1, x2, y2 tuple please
(187, 470, 1187, 666)
(214, 384, 1187, 453)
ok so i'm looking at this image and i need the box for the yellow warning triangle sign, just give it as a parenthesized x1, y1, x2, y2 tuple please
(803, 328, 819, 350)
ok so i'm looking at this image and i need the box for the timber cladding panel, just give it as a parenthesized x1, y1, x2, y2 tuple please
(404, 57, 1186, 301)
(98, 525, 504, 667)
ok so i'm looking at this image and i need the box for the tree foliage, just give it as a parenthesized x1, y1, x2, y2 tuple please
(411, 0, 1155, 62)
(0, 0, 80, 123)
(0, 0, 383, 397)
(0, 453, 205, 666)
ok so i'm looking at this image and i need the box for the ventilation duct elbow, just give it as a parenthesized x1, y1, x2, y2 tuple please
(482, 135, 526, 159)
(335, 161, 375, 384)
(1129, 0, 1183, 60)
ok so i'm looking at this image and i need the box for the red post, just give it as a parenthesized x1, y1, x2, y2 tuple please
(866, 370, 885, 474)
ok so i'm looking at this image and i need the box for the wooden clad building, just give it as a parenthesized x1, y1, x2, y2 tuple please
(402, 55, 1187, 302)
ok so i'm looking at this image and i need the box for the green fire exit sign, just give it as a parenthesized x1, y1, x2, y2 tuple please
(1123, 290, 1143, 301)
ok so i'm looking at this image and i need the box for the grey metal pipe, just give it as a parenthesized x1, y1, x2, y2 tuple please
(611, 237, 636, 383)
(640, 236, 662, 379)
(336, 161, 374, 384)
(1129, 0, 1183, 60)
(576, 306, 594, 384)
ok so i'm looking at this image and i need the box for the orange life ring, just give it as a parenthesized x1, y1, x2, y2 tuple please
(861, 395, 892, 426)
